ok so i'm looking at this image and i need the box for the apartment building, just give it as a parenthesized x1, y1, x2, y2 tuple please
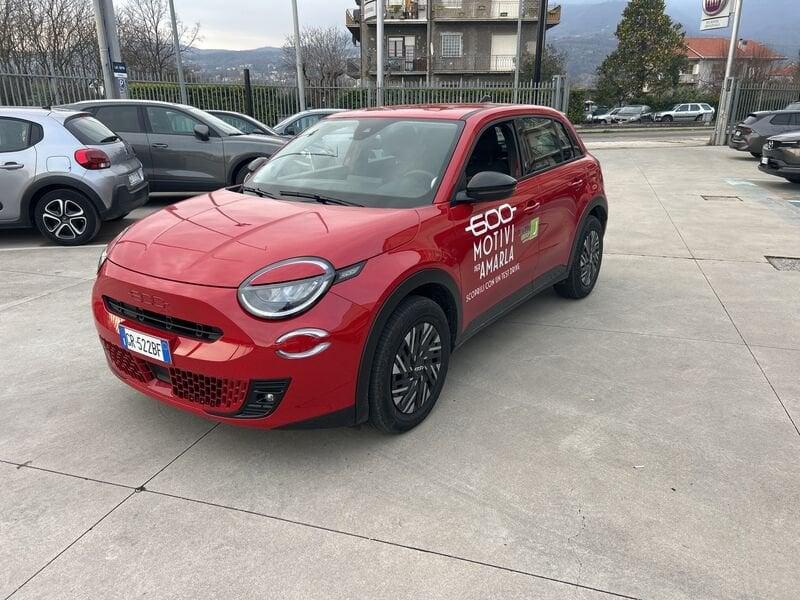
(345, 0, 562, 85)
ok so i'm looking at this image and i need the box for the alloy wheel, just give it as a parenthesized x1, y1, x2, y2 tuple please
(41, 198, 87, 241)
(579, 229, 601, 287)
(391, 321, 442, 415)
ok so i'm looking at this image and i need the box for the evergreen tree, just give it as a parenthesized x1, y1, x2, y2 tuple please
(595, 0, 687, 104)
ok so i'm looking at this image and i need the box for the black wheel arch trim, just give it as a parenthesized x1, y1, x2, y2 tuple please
(354, 268, 462, 424)
(568, 195, 608, 269)
(227, 152, 273, 184)
(20, 175, 105, 226)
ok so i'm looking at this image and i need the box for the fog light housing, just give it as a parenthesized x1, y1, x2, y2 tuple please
(275, 328, 330, 359)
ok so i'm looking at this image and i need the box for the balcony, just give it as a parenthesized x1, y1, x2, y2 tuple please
(432, 0, 561, 24)
(370, 53, 429, 74)
(433, 53, 516, 72)
(679, 72, 700, 85)
(360, 0, 428, 21)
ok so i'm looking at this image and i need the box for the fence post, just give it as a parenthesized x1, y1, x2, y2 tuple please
(243, 68, 254, 117)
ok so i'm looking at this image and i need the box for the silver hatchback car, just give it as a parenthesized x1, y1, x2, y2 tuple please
(0, 107, 147, 245)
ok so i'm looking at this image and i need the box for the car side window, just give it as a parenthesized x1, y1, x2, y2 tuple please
(464, 121, 519, 181)
(516, 116, 570, 175)
(791, 113, 800, 127)
(94, 105, 143, 133)
(677, 105, 688, 112)
(690, 104, 701, 112)
(770, 113, 791, 125)
(146, 107, 202, 135)
(0, 118, 36, 152)
(294, 115, 320, 134)
(218, 114, 259, 134)
(553, 121, 581, 162)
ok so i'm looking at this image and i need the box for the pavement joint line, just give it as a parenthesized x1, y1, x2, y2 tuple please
(0, 279, 92, 312)
(0, 267, 89, 280)
(694, 261, 800, 439)
(0, 459, 136, 491)
(605, 252, 767, 264)
(3, 491, 136, 600)
(0, 244, 107, 252)
(143, 489, 642, 600)
(139, 422, 219, 489)
(503, 320, 747, 348)
(636, 164, 800, 439)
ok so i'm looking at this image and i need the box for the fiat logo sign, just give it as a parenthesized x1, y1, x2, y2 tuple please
(704, 0, 728, 16)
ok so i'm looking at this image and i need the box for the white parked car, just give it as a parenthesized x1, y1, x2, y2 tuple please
(591, 107, 622, 124)
(654, 103, 715, 122)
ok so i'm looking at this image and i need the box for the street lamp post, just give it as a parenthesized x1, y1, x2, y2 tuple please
(167, 0, 188, 104)
(291, 0, 306, 112)
(712, 0, 745, 145)
(512, 0, 524, 103)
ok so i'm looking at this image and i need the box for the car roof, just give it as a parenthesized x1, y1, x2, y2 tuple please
(327, 103, 564, 123)
(0, 106, 86, 122)
(68, 99, 197, 110)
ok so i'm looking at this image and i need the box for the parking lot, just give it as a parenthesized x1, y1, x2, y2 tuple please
(2, 141, 799, 599)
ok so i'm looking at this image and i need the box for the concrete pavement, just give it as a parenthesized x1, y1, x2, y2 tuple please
(1, 146, 799, 599)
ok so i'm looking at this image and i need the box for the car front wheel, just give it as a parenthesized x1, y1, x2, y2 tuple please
(662, 115, 673, 122)
(34, 189, 101, 246)
(368, 296, 451, 434)
(555, 215, 604, 299)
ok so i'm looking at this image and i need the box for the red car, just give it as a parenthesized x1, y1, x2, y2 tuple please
(94, 104, 607, 433)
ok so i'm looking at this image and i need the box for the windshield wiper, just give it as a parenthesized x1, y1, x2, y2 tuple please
(242, 185, 276, 198)
(279, 190, 362, 207)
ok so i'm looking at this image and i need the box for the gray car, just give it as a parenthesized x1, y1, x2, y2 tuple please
(729, 110, 800, 156)
(272, 109, 346, 137)
(66, 100, 286, 192)
(759, 131, 800, 184)
(654, 103, 715, 122)
(0, 107, 147, 245)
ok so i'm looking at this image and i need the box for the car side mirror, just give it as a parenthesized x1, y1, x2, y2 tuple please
(284, 124, 296, 136)
(456, 171, 517, 203)
(247, 156, 268, 175)
(194, 124, 210, 141)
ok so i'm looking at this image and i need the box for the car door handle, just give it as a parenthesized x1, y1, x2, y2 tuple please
(570, 178, 584, 188)
(524, 201, 540, 214)
(151, 143, 168, 149)
(0, 162, 23, 170)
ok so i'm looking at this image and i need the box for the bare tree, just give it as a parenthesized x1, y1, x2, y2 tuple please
(0, 0, 98, 74)
(282, 26, 353, 87)
(117, 0, 199, 78)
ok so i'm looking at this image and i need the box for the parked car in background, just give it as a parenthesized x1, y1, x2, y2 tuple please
(94, 104, 608, 433)
(591, 107, 621, 124)
(612, 105, 653, 123)
(0, 107, 147, 245)
(729, 110, 800, 157)
(785, 102, 800, 110)
(585, 106, 608, 123)
(206, 110, 280, 137)
(65, 100, 286, 191)
(654, 103, 715, 122)
(759, 131, 800, 184)
(272, 108, 346, 137)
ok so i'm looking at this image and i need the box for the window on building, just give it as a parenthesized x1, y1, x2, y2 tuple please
(441, 0, 463, 7)
(388, 37, 404, 58)
(441, 33, 462, 58)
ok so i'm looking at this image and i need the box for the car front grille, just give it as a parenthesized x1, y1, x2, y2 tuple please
(101, 339, 287, 417)
(103, 296, 223, 342)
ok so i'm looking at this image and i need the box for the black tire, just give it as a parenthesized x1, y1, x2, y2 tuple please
(108, 212, 130, 222)
(233, 161, 255, 186)
(750, 152, 761, 158)
(33, 188, 101, 246)
(662, 115, 673, 122)
(695, 115, 703, 122)
(368, 296, 451, 434)
(555, 215, 604, 300)
(787, 176, 800, 184)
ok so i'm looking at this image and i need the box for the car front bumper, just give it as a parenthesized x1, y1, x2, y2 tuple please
(758, 150, 800, 179)
(93, 260, 373, 429)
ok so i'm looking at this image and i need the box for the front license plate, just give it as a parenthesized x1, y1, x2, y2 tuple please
(119, 325, 171, 363)
(128, 168, 144, 186)
(761, 157, 769, 165)
(734, 130, 741, 138)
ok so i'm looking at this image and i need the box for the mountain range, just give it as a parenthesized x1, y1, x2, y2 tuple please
(185, 0, 800, 86)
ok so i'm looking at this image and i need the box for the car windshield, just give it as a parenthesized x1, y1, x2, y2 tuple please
(619, 107, 640, 115)
(247, 118, 463, 209)
(185, 107, 243, 136)
(670, 104, 681, 111)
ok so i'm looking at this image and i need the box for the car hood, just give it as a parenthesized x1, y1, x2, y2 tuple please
(769, 131, 800, 142)
(108, 189, 420, 287)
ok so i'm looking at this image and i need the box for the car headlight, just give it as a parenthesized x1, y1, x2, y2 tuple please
(97, 247, 108, 273)
(238, 257, 336, 319)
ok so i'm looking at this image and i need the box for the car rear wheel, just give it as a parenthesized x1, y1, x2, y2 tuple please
(368, 296, 451, 434)
(34, 189, 101, 246)
(555, 215, 603, 300)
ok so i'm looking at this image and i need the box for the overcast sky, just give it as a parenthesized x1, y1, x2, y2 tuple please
(179, 0, 354, 50)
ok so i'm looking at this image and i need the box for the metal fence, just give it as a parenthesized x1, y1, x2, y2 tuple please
(730, 80, 800, 125)
(0, 69, 570, 126)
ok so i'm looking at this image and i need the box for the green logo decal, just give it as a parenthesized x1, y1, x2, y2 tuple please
(521, 217, 539, 243)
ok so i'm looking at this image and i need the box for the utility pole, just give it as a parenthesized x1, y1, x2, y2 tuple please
(532, 0, 549, 84)
(512, 0, 524, 103)
(291, 0, 306, 111)
(92, 0, 127, 99)
(167, 0, 188, 104)
(376, 0, 384, 106)
(712, 0, 744, 145)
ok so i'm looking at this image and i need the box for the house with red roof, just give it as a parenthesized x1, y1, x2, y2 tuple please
(681, 37, 786, 88)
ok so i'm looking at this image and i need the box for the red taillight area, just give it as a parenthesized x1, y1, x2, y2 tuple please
(74, 148, 111, 170)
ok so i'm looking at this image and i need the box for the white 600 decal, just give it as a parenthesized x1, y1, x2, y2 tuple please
(465, 203, 517, 237)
